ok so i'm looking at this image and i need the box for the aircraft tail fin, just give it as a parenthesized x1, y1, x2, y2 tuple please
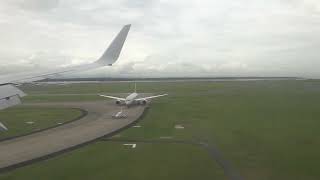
(95, 24, 131, 66)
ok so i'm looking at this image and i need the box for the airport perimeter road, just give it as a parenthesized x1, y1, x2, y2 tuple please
(0, 101, 146, 170)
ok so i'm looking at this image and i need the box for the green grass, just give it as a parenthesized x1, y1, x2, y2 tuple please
(66, 80, 320, 180)
(118, 80, 320, 180)
(0, 142, 225, 180)
(1, 80, 320, 179)
(0, 107, 83, 140)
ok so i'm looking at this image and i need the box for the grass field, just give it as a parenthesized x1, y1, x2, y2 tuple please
(0, 107, 83, 140)
(1, 80, 320, 180)
(0, 142, 225, 180)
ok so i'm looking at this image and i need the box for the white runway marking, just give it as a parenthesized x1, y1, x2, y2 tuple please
(123, 143, 136, 148)
(25, 121, 35, 125)
(175, 125, 184, 129)
(133, 125, 141, 128)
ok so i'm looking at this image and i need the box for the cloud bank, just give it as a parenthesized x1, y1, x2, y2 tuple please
(0, 0, 320, 77)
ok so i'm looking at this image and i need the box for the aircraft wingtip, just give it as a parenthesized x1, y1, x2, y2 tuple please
(95, 24, 131, 66)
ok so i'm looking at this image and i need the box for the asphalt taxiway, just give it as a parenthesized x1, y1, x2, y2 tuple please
(0, 101, 146, 170)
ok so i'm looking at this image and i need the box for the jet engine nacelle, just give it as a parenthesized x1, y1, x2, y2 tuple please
(139, 100, 147, 105)
(116, 100, 121, 105)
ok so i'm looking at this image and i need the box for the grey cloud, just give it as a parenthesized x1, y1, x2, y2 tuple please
(10, 0, 60, 11)
(1, 0, 320, 78)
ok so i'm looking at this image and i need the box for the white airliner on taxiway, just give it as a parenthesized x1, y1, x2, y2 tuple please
(0, 24, 131, 131)
(99, 83, 168, 107)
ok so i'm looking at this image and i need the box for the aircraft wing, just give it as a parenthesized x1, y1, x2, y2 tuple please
(0, 24, 131, 85)
(99, 94, 126, 101)
(0, 24, 130, 112)
(0, 85, 26, 130)
(136, 94, 168, 101)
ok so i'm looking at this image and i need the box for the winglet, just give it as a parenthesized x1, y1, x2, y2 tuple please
(96, 24, 131, 66)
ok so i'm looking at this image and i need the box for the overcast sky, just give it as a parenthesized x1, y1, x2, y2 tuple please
(0, 0, 320, 78)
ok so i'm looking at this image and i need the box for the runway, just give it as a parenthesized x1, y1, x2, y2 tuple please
(0, 101, 146, 171)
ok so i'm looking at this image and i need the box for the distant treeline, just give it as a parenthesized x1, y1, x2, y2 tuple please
(40, 77, 301, 82)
